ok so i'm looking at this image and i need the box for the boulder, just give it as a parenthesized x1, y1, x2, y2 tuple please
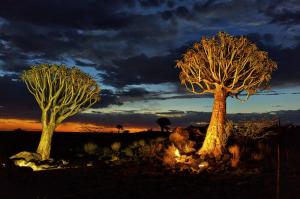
(10, 151, 58, 171)
(10, 151, 42, 162)
(12, 159, 53, 171)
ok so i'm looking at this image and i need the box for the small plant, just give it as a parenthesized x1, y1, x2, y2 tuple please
(169, 127, 189, 144)
(111, 142, 121, 152)
(163, 144, 179, 167)
(123, 147, 134, 157)
(83, 142, 98, 155)
(233, 120, 278, 139)
(102, 147, 112, 156)
(138, 139, 145, 147)
(228, 144, 240, 168)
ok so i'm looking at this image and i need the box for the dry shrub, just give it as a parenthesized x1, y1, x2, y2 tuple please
(123, 147, 134, 157)
(249, 142, 269, 161)
(225, 120, 234, 137)
(140, 142, 164, 159)
(182, 141, 196, 153)
(129, 141, 139, 149)
(163, 144, 179, 167)
(234, 119, 278, 139)
(169, 127, 196, 153)
(169, 127, 189, 144)
(102, 147, 112, 156)
(228, 144, 240, 168)
(155, 137, 167, 143)
(251, 152, 264, 161)
(257, 142, 271, 154)
(111, 142, 121, 152)
(219, 120, 234, 149)
(83, 142, 98, 155)
(138, 139, 145, 146)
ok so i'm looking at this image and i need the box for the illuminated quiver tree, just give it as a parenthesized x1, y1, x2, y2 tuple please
(22, 64, 100, 160)
(176, 32, 277, 158)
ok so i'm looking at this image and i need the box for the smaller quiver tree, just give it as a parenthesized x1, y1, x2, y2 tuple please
(176, 32, 277, 158)
(22, 64, 100, 160)
(156, 117, 171, 132)
(116, 124, 123, 133)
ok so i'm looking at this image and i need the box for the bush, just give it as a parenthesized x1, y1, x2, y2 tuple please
(233, 120, 278, 139)
(169, 127, 189, 144)
(111, 142, 121, 152)
(228, 144, 240, 168)
(83, 142, 98, 155)
(163, 144, 179, 167)
(123, 147, 134, 157)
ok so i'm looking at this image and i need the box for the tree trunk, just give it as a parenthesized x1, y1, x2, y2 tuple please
(198, 86, 227, 158)
(36, 123, 55, 160)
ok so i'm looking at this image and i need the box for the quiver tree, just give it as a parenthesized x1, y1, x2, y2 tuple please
(22, 64, 100, 160)
(116, 124, 123, 133)
(156, 117, 171, 132)
(176, 32, 277, 158)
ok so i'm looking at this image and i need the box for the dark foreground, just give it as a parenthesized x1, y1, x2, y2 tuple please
(0, 127, 300, 199)
(0, 162, 299, 199)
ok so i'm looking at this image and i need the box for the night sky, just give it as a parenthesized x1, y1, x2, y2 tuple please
(0, 0, 300, 132)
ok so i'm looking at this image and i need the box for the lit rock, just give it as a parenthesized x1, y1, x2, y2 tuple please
(10, 151, 42, 162)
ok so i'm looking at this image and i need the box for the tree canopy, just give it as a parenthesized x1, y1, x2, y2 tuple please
(176, 32, 277, 101)
(22, 64, 100, 125)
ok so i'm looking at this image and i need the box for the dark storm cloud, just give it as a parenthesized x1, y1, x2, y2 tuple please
(155, 110, 185, 115)
(138, 0, 165, 8)
(89, 87, 152, 109)
(0, 0, 136, 30)
(175, 6, 190, 18)
(93, 89, 123, 109)
(0, 75, 41, 119)
(271, 43, 300, 87)
(247, 33, 300, 87)
(261, 0, 300, 25)
(0, 23, 82, 71)
(74, 59, 96, 67)
(121, 88, 150, 98)
(103, 52, 180, 87)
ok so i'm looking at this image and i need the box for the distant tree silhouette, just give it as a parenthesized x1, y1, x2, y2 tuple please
(116, 124, 123, 133)
(156, 117, 171, 132)
(176, 32, 277, 158)
(22, 64, 100, 160)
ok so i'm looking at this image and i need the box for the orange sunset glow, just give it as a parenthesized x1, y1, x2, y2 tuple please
(0, 119, 147, 133)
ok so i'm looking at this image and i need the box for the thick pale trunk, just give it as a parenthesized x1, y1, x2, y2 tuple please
(199, 86, 227, 158)
(36, 122, 55, 160)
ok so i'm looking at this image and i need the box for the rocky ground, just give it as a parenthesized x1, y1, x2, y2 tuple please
(0, 124, 299, 199)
